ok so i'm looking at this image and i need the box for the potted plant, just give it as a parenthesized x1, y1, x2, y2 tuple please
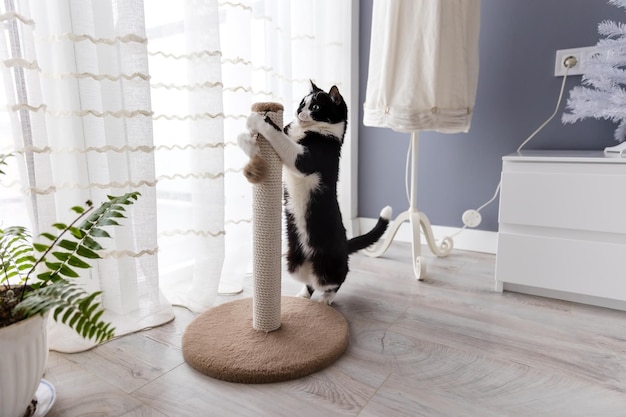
(0, 153, 141, 417)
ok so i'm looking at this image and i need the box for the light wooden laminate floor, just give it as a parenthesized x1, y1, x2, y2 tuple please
(43, 242, 626, 416)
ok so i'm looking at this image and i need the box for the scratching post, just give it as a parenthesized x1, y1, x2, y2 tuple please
(181, 102, 349, 384)
(250, 102, 283, 332)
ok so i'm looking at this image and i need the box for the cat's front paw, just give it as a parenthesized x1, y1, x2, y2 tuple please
(246, 112, 268, 135)
(237, 132, 259, 158)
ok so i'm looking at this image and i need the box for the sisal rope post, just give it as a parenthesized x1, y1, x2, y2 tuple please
(250, 102, 283, 332)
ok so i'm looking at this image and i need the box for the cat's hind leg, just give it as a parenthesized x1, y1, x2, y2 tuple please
(312, 256, 347, 306)
(319, 286, 340, 306)
(296, 285, 314, 299)
(291, 262, 315, 299)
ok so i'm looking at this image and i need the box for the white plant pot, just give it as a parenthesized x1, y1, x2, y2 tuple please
(0, 314, 48, 417)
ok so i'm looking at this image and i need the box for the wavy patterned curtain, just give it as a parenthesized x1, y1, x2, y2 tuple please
(147, 0, 354, 310)
(0, 0, 173, 353)
(0, 0, 353, 352)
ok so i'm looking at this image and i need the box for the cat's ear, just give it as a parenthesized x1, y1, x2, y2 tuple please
(310, 80, 322, 92)
(328, 85, 344, 105)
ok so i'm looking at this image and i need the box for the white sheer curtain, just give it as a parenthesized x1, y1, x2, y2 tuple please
(0, 0, 173, 353)
(146, 0, 354, 311)
(0, 0, 353, 352)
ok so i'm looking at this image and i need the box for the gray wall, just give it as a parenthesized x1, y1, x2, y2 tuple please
(358, 0, 620, 232)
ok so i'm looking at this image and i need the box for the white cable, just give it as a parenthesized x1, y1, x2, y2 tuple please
(475, 181, 501, 213)
(464, 65, 571, 226)
(404, 139, 412, 204)
(516, 65, 571, 153)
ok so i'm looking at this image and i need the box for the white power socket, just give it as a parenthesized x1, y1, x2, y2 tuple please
(554, 46, 598, 76)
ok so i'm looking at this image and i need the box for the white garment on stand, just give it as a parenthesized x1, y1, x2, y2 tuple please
(363, 0, 481, 134)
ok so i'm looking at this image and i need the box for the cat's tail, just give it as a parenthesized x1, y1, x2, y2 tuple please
(347, 206, 392, 254)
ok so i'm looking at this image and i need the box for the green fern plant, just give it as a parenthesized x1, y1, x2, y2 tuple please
(0, 153, 140, 343)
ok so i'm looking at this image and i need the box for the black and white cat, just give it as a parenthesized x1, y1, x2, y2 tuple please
(239, 81, 391, 305)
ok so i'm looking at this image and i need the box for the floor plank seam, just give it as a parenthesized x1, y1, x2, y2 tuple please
(133, 359, 190, 390)
(355, 371, 393, 417)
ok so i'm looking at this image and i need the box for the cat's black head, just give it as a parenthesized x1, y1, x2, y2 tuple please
(295, 81, 348, 141)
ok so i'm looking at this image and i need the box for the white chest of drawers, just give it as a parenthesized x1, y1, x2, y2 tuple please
(495, 150, 626, 310)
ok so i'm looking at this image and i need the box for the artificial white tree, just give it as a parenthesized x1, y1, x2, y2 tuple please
(562, 0, 626, 152)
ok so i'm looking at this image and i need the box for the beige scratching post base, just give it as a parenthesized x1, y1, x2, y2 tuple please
(182, 102, 349, 383)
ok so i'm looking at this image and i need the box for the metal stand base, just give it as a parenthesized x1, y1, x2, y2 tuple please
(363, 132, 453, 280)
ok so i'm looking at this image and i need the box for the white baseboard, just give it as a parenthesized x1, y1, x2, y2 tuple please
(357, 216, 497, 255)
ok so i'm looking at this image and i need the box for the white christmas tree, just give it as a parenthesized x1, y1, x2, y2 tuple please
(562, 0, 626, 144)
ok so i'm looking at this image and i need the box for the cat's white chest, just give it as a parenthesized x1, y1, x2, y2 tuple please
(283, 169, 320, 256)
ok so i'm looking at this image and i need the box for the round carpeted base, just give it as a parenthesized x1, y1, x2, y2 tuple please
(182, 296, 349, 384)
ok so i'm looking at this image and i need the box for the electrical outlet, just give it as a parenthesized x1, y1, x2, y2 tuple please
(554, 46, 598, 76)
